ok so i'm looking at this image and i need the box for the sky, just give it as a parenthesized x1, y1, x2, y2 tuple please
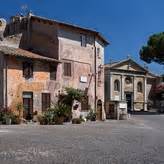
(0, 0, 164, 74)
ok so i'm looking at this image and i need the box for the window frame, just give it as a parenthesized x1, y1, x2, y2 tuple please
(63, 62, 72, 77)
(137, 81, 143, 93)
(81, 96, 89, 111)
(42, 93, 51, 112)
(80, 34, 87, 47)
(50, 64, 57, 80)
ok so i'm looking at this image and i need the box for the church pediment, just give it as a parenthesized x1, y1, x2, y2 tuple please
(109, 59, 147, 73)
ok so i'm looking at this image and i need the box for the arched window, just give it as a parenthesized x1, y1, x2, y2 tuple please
(137, 82, 142, 92)
(114, 80, 120, 91)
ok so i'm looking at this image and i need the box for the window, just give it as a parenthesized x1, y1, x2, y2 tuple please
(42, 93, 51, 112)
(50, 65, 57, 80)
(80, 35, 87, 47)
(64, 62, 71, 77)
(81, 96, 89, 111)
(137, 82, 143, 93)
(114, 80, 120, 91)
(23, 62, 33, 79)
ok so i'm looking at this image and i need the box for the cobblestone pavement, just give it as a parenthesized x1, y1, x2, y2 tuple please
(0, 115, 164, 164)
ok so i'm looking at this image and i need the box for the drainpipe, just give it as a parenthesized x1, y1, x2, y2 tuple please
(4, 56, 8, 109)
(94, 36, 97, 111)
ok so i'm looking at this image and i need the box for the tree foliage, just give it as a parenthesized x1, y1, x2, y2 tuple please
(59, 87, 84, 106)
(140, 32, 164, 65)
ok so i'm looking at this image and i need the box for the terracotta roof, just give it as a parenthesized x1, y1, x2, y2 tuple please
(31, 15, 109, 46)
(0, 46, 61, 63)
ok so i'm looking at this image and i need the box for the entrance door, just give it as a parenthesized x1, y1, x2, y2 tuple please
(125, 93, 132, 113)
(97, 100, 102, 120)
(106, 104, 115, 119)
(23, 92, 33, 120)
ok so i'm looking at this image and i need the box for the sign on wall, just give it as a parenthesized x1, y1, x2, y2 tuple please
(80, 76, 87, 83)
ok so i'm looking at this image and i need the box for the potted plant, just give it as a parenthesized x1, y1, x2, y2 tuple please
(4, 113, 12, 125)
(86, 110, 96, 121)
(53, 104, 70, 125)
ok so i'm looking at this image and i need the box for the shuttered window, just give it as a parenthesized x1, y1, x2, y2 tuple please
(23, 62, 33, 79)
(64, 62, 71, 77)
(81, 35, 87, 47)
(50, 65, 57, 80)
(81, 96, 89, 111)
(42, 93, 51, 112)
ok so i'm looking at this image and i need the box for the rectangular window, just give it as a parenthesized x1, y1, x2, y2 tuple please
(64, 62, 71, 77)
(81, 96, 89, 111)
(23, 62, 33, 79)
(81, 35, 87, 47)
(42, 93, 51, 112)
(50, 65, 57, 80)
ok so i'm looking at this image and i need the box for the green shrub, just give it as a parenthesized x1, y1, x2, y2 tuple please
(86, 110, 96, 121)
(38, 103, 71, 125)
(0, 108, 21, 125)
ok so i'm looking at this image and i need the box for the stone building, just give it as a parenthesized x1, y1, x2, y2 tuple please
(105, 58, 157, 119)
(154, 75, 164, 112)
(0, 13, 109, 120)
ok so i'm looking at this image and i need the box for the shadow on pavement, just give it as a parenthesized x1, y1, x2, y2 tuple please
(130, 111, 163, 115)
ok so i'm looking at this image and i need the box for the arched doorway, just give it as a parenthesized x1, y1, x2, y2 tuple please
(97, 99, 102, 120)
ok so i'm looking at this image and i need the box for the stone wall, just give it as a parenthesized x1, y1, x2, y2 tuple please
(6, 56, 61, 114)
(0, 53, 4, 108)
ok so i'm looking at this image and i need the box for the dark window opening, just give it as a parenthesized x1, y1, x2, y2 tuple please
(23, 62, 33, 79)
(50, 65, 57, 80)
(137, 82, 143, 93)
(64, 62, 71, 77)
(42, 93, 51, 112)
(114, 79, 120, 91)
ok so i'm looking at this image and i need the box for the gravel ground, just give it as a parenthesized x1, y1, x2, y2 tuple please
(0, 115, 164, 164)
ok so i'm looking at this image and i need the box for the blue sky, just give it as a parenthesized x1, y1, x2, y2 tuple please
(0, 0, 164, 74)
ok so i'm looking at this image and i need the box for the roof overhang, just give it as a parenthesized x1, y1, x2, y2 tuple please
(0, 46, 61, 63)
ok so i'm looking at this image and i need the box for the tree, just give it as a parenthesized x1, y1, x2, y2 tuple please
(140, 32, 164, 65)
(59, 87, 84, 107)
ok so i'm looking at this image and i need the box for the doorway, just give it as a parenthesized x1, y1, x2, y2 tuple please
(106, 104, 115, 119)
(125, 93, 133, 113)
(23, 92, 33, 120)
(97, 100, 102, 120)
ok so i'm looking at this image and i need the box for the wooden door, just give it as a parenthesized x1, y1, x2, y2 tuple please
(107, 104, 115, 119)
(23, 92, 33, 120)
